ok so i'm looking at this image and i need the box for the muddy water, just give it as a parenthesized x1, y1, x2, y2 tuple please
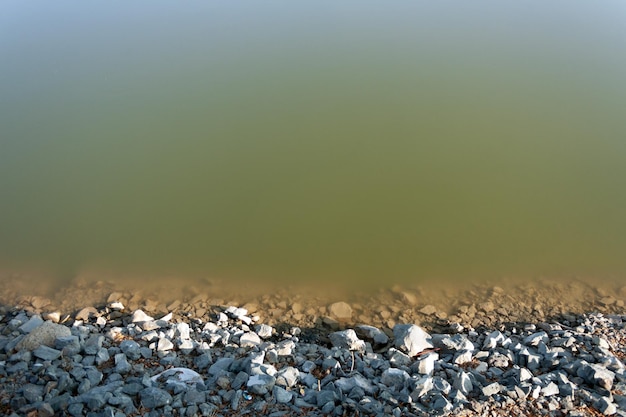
(1, 2, 626, 303)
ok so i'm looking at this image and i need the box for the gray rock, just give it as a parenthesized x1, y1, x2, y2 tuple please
(388, 348, 412, 367)
(209, 357, 234, 376)
(579, 362, 615, 390)
(22, 383, 44, 402)
(273, 385, 293, 404)
(431, 393, 452, 412)
(247, 374, 276, 395)
(81, 386, 116, 410)
(194, 352, 212, 369)
(15, 321, 71, 351)
(355, 325, 389, 346)
(56, 335, 81, 356)
(232, 371, 250, 390)
(410, 376, 433, 400)
(301, 360, 316, 373)
(316, 389, 337, 406)
(95, 347, 110, 365)
(37, 402, 55, 417)
(140, 387, 173, 409)
(68, 403, 84, 416)
(432, 333, 474, 352)
(381, 368, 410, 388)
(454, 371, 473, 395)
(329, 329, 366, 351)
(120, 339, 141, 360)
(19, 315, 44, 333)
(595, 396, 617, 415)
(184, 389, 206, 405)
(33, 345, 62, 361)
(115, 353, 132, 374)
(83, 335, 104, 355)
(393, 324, 433, 356)
(335, 374, 378, 396)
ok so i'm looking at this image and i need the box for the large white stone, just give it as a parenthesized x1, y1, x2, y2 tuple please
(393, 324, 433, 357)
(131, 309, 154, 323)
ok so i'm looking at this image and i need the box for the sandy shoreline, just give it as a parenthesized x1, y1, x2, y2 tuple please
(1, 274, 624, 334)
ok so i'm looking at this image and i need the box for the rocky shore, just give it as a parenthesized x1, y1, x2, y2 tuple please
(1, 282, 626, 416)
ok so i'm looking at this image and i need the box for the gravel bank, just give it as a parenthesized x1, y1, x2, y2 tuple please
(1, 285, 626, 416)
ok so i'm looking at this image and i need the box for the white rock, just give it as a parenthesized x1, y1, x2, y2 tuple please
(275, 340, 295, 356)
(203, 322, 219, 332)
(151, 367, 204, 386)
(157, 337, 174, 352)
(159, 312, 173, 322)
(416, 352, 438, 375)
(250, 363, 277, 377)
(393, 324, 433, 357)
(541, 382, 559, 396)
(240, 332, 261, 347)
(176, 322, 191, 340)
(105, 327, 124, 341)
(255, 324, 273, 339)
(483, 330, 505, 349)
(524, 331, 548, 346)
(42, 312, 61, 323)
(519, 367, 533, 381)
(275, 366, 300, 388)
(454, 350, 473, 365)
(179, 339, 194, 353)
(482, 382, 501, 397)
(108, 302, 124, 311)
(131, 310, 154, 323)
(141, 321, 160, 331)
(329, 329, 366, 352)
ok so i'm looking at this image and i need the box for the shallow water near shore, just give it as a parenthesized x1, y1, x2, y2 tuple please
(2, 2, 626, 296)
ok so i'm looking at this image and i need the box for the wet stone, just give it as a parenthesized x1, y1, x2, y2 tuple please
(328, 301, 353, 321)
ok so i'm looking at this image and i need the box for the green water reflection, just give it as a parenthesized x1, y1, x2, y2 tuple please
(1, 1, 626, 288)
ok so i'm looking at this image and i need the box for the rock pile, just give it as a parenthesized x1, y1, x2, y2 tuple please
(1, 300, 625, 416)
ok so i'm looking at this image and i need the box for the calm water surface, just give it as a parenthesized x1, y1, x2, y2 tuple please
(2, 1, 626, 293)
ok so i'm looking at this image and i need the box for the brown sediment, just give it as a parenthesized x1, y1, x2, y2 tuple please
(0, 270, 624, 332)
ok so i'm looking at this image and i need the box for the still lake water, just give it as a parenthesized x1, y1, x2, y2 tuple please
(2, 2, 626, 294)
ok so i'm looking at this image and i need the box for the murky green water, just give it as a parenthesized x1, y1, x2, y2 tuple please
(2, 2, 626, 291)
